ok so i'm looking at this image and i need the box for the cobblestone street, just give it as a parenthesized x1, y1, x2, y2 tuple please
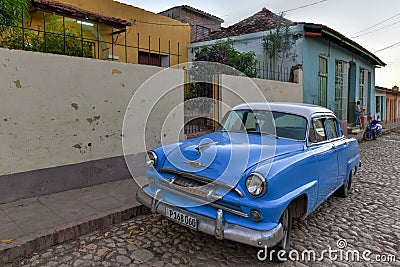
(10, 133, 400, 267)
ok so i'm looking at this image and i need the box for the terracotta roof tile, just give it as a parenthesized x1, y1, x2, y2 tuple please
(160, 5, 224, 23)
(31, 0, 131, 28)
(181, 5, 224, 22)
(205, 8, 293, 40)
(197, 8, 384, 66)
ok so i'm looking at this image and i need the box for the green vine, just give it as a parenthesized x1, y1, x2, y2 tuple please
(0, 0, 30, 34)
(194, 39, 257, 78)
(263, 13, 292, 72)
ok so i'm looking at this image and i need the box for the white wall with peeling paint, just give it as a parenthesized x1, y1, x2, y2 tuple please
(0, 48, 184, 176)
(220, 73, 303, 118)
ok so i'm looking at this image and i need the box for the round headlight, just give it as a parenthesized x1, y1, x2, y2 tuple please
(145, 151, 158, 167)
(245, 173, 267, 197)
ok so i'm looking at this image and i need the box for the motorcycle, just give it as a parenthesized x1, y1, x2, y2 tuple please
(363, 119, 382, 141)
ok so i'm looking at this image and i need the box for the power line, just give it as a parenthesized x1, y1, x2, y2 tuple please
(375, 41, 400, 53)
(352, 19, 400, 38)
(135, 19, 190, 27)
(351, 14, 400, 36)
(135, 19, 227, 28)
(137, 2, 330, 27)
(283, 0, 328, 13)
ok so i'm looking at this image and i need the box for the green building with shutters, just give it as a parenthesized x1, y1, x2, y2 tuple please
(189, 8, 386, 135)
(302, 24, 385, 132)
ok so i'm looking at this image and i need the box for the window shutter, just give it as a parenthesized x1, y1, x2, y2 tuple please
(342, 62, 349, 120)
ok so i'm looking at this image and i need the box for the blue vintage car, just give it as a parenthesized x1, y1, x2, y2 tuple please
(136, 102, 361, 254)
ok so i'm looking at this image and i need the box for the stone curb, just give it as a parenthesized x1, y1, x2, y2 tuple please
(0, 204, 149, 265)
(382, 125, 400, 135)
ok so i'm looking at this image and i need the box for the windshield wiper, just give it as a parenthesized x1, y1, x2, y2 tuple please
(218, 130, 243, 133)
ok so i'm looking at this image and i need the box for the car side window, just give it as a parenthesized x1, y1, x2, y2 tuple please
(326, 118, 339, 139)
(309, 118, 327, 143)
(273, 113, 307, 140)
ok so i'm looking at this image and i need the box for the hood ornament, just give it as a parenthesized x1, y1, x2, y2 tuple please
(195, 141, 217, 154)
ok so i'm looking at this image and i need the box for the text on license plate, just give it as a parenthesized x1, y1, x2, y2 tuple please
(165, 207, 198, 229)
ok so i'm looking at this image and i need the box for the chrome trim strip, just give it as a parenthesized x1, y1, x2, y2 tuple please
(234, 188, 244, 198)
(211, 201, 249, 218)
(136, 188, 283, 248)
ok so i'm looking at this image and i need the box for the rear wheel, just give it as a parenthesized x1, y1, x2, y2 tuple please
(336, 169, 353, 197)
(272, 207, 292, 261)
(363, 131, 373, 141)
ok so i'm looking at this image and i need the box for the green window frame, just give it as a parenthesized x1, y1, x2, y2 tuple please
(334, 60, 348, 120)
(359, 68, 369, 114)
(318, 55, 328, 107)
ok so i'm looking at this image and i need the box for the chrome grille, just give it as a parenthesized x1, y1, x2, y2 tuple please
(172, 176, 206, 188)
(158, 168, 248, 217)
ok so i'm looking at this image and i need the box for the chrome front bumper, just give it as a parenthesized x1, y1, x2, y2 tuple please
(136, 187, 283, 248)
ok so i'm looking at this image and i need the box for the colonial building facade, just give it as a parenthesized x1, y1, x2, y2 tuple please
(188, 8, 386, 134)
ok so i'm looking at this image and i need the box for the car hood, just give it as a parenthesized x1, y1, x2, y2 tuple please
(160, 132, 304, 186)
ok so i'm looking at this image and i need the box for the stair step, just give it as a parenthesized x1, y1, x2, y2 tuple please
(351, 129, 363, 134)
(347, 125, 361, 130)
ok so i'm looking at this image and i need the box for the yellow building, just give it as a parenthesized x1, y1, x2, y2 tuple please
(24, 0, 190, 66)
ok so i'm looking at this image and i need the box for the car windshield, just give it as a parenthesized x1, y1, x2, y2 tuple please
(217, 109, 308, 141)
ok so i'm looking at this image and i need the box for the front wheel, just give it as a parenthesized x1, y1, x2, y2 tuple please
(272, 207, 292, 261)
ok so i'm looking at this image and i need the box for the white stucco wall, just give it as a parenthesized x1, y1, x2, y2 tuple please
(0, 48, 184, 176)
(220, 74, 303, 118)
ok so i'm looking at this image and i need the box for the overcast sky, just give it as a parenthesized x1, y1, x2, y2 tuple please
(118, 0, 400, 88)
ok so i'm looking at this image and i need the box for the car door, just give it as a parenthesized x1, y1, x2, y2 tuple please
(325, 117, 347, 190)
(327, 117, 350, 188)
(308, 117, 339, 204)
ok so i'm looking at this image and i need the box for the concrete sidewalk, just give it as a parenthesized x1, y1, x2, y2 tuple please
(0, 178, 147, 265)
(381, 120, 400, 133)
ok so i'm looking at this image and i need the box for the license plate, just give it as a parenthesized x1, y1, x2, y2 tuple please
(165, 207, 198, 230)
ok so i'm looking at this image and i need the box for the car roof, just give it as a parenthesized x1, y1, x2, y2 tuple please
(232, 102, 335, 118)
